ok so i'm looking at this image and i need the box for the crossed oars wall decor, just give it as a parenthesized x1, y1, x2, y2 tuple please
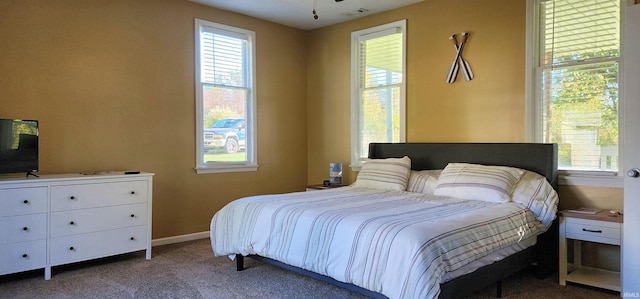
(446, 32, 474, 83)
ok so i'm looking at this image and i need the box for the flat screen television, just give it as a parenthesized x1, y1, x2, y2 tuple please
(0, 119, 39, 175)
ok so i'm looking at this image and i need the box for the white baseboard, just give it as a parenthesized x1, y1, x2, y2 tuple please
(151, 231, 210, 247)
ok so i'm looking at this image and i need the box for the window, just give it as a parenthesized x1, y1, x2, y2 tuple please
(195, 19, 257, 174)
(350, 20, 406, 169)
(528, 0, 621, 180)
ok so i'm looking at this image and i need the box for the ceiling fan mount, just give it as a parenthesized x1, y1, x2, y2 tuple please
(313, 0, 346, 20)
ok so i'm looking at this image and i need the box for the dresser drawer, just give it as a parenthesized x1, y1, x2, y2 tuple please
(0, 187, 48, 216)
(51, 180, 148, 211)
(50, 226, 147, 265)
(0, 214, 47, 244)
(0, 240, 47, 275)
(566, 218, 621, 245)
(50, 203, 148, 237)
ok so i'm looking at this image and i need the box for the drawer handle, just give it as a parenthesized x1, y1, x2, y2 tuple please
(70, 196, 76, 200)
(130, 214, 135, 218)
(69, 221, 75, 225)
(582, 228, 603, 233)
(69, 246, 75, 251)
(22, 254, 28, 258)
(23, 199, 29, 204)
(23, 227, 29, 231)
(130, 237, 135, 241)
(130, 191, 136, 195)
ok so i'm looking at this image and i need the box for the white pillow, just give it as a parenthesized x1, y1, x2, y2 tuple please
(406, 170, 442, 194)
(434, 163, 525, 203)
(511, 170, 559, 228)
(353, 156, 411, 191)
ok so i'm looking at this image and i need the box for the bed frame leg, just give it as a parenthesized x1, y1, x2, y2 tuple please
(496, 280, 502, 298)
(236, 255, 244, 271)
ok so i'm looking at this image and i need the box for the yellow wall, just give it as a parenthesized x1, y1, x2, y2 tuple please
(0, 0, 308, 239)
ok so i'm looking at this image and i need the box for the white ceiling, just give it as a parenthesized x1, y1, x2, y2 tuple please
(190, 0, 424, 30)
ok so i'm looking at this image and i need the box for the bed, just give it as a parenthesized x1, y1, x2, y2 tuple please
(210, 143, 559, 298)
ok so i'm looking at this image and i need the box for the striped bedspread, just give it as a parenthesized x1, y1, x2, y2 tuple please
(210, 187, 548, 299)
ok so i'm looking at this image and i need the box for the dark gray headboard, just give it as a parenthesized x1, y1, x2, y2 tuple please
(368, 143, 558, 189)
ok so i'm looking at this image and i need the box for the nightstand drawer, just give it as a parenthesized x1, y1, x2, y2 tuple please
(566, 219, 621, 245)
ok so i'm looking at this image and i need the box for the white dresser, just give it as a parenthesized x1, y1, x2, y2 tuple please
(0, 172, 153, 280)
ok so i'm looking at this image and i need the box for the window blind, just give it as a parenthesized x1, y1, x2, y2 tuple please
(359, 32, 403, 88)
(537, 0, 620, 172)
(541, 0, 619, 65)
(358, 30, 403, 158)
(200, 29, 248, 88)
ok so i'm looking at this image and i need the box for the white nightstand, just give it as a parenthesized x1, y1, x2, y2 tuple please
(559, 209, 622, 292)
(306, 184, 343, 191)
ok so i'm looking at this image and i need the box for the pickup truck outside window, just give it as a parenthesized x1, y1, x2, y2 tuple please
(204, 118, 246, 155)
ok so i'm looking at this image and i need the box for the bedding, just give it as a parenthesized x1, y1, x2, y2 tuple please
(210, 182, 557, 299)
(511, 170, 559, 227)
(441, 235, 537, 282)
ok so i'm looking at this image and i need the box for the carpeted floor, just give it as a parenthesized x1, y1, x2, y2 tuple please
(0, 238, 620, 298)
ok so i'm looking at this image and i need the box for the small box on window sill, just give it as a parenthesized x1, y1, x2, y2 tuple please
(306, 184, 344, 191)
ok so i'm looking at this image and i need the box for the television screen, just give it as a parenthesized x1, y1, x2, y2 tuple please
(0, 119, 39, 175)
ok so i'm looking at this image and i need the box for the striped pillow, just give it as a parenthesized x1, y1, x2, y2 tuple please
(406, 170, 442, 194)
(511, 170, 559, 228)
(434, 163, 525, 202)
(354, 156, 411, 191)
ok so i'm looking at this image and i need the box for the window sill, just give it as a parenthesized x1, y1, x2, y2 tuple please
(558, 171, 623, 188)
(350, 164, 362, 172)
(195, 164, 258, 174)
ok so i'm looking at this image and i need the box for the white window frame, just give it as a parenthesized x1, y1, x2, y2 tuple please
(194, 19, 257, 174)
(350, 20, 407, 170)
(525, 0, 628, 187)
